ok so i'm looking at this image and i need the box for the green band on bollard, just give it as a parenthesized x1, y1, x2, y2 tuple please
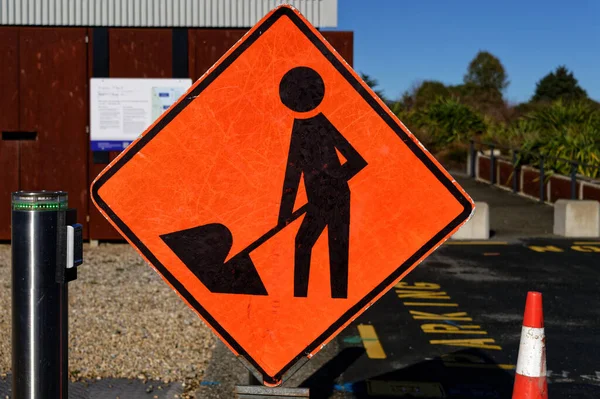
(12, 191, 68, 211)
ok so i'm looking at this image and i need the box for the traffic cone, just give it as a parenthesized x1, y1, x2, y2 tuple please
(512, 292, 548, 399)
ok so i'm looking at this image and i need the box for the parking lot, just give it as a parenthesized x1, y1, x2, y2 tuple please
(336, 239, 600, 398)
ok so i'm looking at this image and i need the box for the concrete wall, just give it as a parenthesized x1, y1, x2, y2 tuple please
(554, 200, 600, 237)
(451, 202, 490, 240)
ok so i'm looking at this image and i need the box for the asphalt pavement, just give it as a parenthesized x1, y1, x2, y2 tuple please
(335, 238, 600, 399)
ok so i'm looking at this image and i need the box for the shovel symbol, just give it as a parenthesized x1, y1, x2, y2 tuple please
(160, 205, 308, 295)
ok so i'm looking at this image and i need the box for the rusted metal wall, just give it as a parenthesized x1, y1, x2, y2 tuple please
(321, 31, 353, 67)
(0, 26, 353, 240)
(188, 29, 246, 80)
(189, 29, 353, 79)
(109, 29, 173, 77)
(0, 27, 88, 240)
(19, 28, 89, 235)
(0, 28, 19, 239)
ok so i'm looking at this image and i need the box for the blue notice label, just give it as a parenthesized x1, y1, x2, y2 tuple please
(91, 141, 131, 151)
(159, 92, 170, 97)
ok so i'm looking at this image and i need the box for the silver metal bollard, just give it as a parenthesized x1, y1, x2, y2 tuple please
(11, 191, 82, 399)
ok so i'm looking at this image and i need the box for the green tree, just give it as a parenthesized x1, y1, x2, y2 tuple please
(531, 66, 588, 103)
(396, 80, 452, 113)
(413, 98, 486, 146)
(360, 72, 387, 103)
(460, 51, 511, 122)
(413, 81, 451, 109)
(463, 51, 509, 93)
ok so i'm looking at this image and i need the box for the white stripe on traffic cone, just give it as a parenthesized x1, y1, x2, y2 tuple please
(512, 292, 548, 399)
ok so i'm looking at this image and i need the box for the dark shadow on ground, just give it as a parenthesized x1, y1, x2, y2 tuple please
(548, 383, 600, 398)
(351, 349, 513, 399)
(332, 348, 600, 399)
(299, 347, 365, 399)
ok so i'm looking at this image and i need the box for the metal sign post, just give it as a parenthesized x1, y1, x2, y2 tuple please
(235, 370, 309, 398)
(11, 191, 83, 399)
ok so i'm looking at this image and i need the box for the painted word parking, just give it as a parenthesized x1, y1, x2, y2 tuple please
(336, 279, 518, 398)
(397, 282, 508, 362)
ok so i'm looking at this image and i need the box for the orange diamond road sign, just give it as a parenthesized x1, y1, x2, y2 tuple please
(91, 5, 474, 386)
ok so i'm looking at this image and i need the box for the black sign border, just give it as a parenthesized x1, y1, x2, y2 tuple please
(91, 5, 473, 386)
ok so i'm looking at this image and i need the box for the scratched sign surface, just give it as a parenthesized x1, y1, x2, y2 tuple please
(91, 5, 474, 386)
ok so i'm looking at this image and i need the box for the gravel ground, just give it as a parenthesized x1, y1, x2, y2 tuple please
(0, 243, 216, 397)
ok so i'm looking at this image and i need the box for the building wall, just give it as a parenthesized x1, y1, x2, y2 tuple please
(0, 28, 19, 240)
(0, 26, 354, 240)
(0, 27, 89, 240)
(0, 0, 337, 28)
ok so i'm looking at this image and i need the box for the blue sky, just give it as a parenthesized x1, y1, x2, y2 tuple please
(333, 0, 599, 104)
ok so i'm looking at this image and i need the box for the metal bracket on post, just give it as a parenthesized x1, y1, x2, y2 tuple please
(468, 140, 476, 178)
(539, 156, 545, 203)
(512, 150, 520, 193)
(234, 356, 310, 398)
(570, 162, 578, 200)
(489, 144, 496, 185)
(236, 384, 309, 398)
(57, 208, 83, 284)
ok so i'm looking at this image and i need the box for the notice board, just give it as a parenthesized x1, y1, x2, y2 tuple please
(90, 78, 192, 151)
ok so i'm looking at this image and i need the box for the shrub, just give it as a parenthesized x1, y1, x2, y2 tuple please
(412, 98, 487, 147)
(488, 100, 600, 178)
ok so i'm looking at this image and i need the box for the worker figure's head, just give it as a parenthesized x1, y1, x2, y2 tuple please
(279, 66, 325, 113)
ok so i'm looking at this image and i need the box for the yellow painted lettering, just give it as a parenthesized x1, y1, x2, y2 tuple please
(410, 311, 472, 321)
(403, 302, 459, 307)
(528, 245, 563, 253)
(395, 282, 440, 290)
(571, 245, 600, 253)
(421, 324, 487, 335)
(396, 290, 451, 299)
(429, 338, 502, 350)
